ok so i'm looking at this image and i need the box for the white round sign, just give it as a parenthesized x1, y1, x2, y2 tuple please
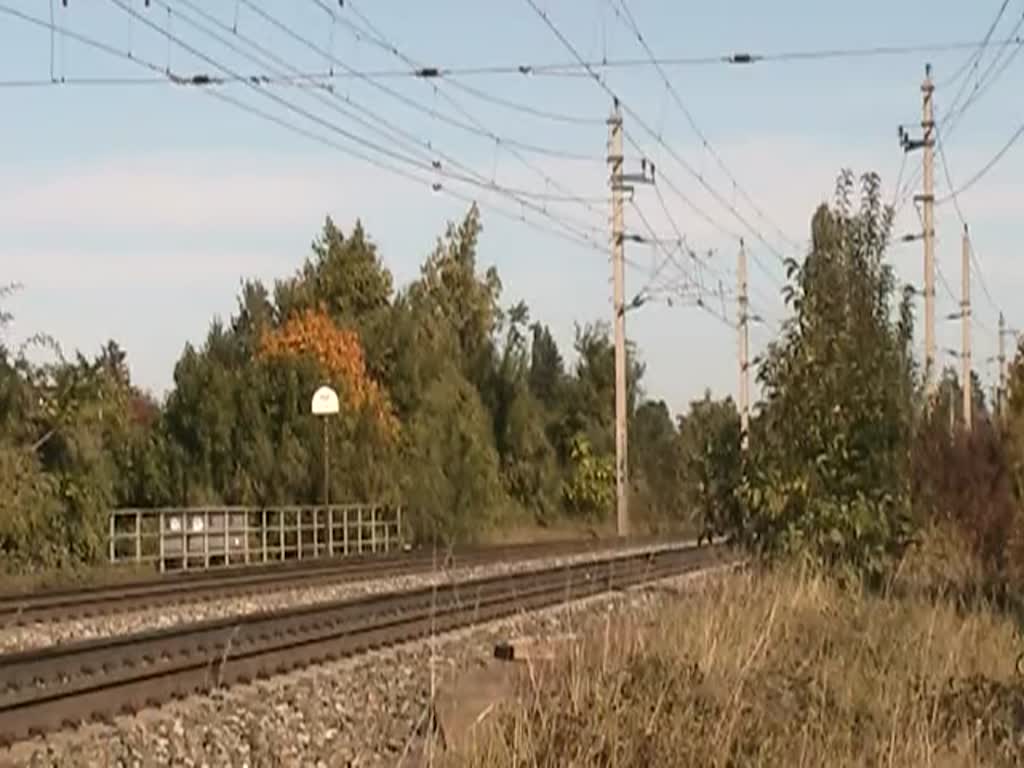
(311, 385, 340, 416)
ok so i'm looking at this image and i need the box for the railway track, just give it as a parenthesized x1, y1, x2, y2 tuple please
(0, 541, 732, 746)
(0, 535, 677, 626)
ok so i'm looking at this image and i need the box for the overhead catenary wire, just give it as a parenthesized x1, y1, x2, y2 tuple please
(628, 200, 733, 328)
(240, 2, 603, 164)
(609, 0, 803, 255)
(332, 5, 604, 128)
(627, 200, 700, 294)
(3, 4, 682, 289)
(895, 3, 1022, 212)
(3, 4, 622, 261)
(933, 117, 1001, 316)
(936, 118, 1024, 204)
(646, 182, 781, 323)
(163, 0, 607, 237)
(628, 198, 780, 332)
(97, 36, 1018, 79)
(344, 0, 761, 335)
(234, 0, 609, 255)
(622, 129, 787, 305)
(944, 6, 1024, 132)
(346, 0, 782, 286)
(328, 0, 609, 222)
(522, 0, 795, 284)
(205, 87, 616, 259)
(109, 0, 611, 249)
(0, 71, 337, 88)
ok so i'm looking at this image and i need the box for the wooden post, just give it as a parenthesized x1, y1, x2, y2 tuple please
(327, 505, 335, 557)
(343, 506, 350, 556)
(134, 510, 142, 564)
(261, 509, 268, 563)
(357, 507, 364, 553)
(279, 509, 285, 561)
(313, 507, 319, 558)
(109, 511, 116, 564)
(203, 509, 210, 569)
(158, 511, 165, 573)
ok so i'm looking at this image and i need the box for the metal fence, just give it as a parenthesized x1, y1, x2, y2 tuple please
(109, 505, 404, 572)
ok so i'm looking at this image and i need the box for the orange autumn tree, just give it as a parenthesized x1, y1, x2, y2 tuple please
(259, 308, 399, 439)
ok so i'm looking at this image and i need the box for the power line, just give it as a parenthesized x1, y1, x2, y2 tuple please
(332, 6, 603, 127)
(5, 3, 615, 259)
(335, 0, 761, 309)
(4, 4, 682, 292)
(630, 197, 780, 332)
(937, 119, 1024, 203)
(628, 200, 698, 292)
(944, 6, 1024, 131)
(330, 0, 608, 222)
(0, 71, 369, 88)
(933, 119, 1001, 317)
(203, 89, 612, 258)
(895, 5, 1023, 211)
(0, 3, 169, 80)
(626, 130, 786, 304)
(629, 198, 733, 328)
(647, 181, 780, 319)
(609, 0, 802, 255)
(242, 2, 602, 164)
(125, 36, 1021, 79)
(650, 182, 706, 293)
(522, 0, 795, 280)
(132, 0, 607, 244)
(234, 0, 607, 249)
(169, 0, 605, 236)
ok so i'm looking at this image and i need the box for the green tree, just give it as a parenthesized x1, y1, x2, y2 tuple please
(741, 170, 917, 576)
(413, 204, 501, 388)
(487, 303, 561, 522)
(629, 399, 682, 527)
(528, 322, 565, 410)
(677, 392, 743, 539)
(562, 434, 615, 521)
(402, 365, 504, 543)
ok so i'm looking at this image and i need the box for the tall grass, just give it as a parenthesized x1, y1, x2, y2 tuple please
(454, 560, 1024, 767)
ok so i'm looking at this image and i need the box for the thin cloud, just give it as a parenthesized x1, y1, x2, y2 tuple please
(0, 150, 416, 237)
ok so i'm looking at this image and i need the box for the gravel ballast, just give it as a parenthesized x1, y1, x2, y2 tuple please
(0, 562, 735, 768)
(0, 541, 696, 654)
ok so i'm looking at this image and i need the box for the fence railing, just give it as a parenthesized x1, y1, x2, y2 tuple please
(109, 505, 404, 572)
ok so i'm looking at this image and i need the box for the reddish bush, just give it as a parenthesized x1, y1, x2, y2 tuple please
(912, 415, 1017, 577)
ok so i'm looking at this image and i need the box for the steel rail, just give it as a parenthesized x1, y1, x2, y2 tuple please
(0, 535, 681, 626)
(0, 543, 731, 745)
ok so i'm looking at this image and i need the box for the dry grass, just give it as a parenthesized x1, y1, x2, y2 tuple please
(452, 558, 1024, 767)
(478, 513, 691, 547)
(478, 520, 616, 546)
(0, 561, 158, 595)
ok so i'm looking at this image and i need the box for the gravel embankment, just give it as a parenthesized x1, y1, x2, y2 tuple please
(0, 562, 734, 768)
(0, 541, 694, 654)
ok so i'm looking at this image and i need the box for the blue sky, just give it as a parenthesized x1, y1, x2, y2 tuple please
(2, 0, 1022, 416)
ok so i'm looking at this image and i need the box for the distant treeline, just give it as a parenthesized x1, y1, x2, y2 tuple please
(4, 170, 1024, 585)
